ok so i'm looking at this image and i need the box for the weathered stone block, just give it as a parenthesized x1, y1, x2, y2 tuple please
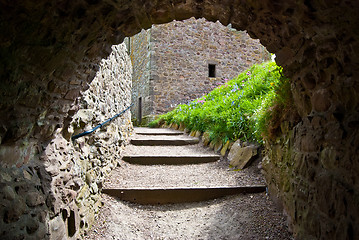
(25, 216, 40, 234)
(209, 140, 215, 150)
(214, 141, 223, 153)
(76, 185, 89, 202)
(229, 141, 258, 169)
(194, 131, 201, 138)
(26, 190, 45, 207)
(85, 170, 96, 185)
(202, 131, 211, 146)
(220, 140, 230, 156)
(311, 89, 332, 112)
(49, 215, 66, 240)
(2, 185, 16, 200)
(3, 198, 28, 223)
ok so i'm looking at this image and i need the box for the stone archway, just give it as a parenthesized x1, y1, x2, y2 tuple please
(0, 1, 358, 239)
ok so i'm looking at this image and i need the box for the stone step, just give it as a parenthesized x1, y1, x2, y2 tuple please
(122, 155, 220, 165)
(130, 137, 199, 146)
(134, 127, 183, 136)
(131, 128, 197, 145)
(123, 145, 216, 157)
(102, 185, 267, 204)
(104, 162, 265, 190)
(136, 132, 183, 136)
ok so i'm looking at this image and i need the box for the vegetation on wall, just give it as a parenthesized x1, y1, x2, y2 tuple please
(149, 61, 297, 145)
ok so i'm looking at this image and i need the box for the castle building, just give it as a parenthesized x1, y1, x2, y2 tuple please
(128, 18, 270, 123)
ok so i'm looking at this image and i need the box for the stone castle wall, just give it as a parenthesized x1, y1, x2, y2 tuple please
(129, 30, 153, 124)
(130, 18, 270, 117)
(0, 43, 132, 239)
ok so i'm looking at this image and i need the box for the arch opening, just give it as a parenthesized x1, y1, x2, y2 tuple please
(0, 1, 358, 239)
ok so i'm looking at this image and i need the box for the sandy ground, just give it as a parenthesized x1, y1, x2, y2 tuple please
(84, 128, 294, 240)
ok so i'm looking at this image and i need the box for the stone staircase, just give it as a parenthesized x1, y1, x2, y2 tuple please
(102, 127, 266, 205)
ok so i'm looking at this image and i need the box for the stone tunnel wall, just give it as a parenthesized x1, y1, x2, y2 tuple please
(0, 43, 132, 239)
(257, 1, 359, 238)
(0, 1, 359, 239)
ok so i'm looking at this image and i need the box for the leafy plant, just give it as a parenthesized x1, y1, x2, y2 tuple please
(148, 61, 296, 145)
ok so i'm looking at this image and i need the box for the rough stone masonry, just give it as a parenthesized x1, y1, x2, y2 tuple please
(0, 1, 359, 239)
(0, 43, 132, 239)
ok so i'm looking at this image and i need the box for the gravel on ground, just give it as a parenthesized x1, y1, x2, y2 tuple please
(84, 129, 294, 240)
(85, 193, 293, 240)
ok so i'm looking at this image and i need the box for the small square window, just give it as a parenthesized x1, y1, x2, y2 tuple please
(208, 64, 216, 78)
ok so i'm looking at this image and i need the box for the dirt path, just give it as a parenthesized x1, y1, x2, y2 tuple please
(85, 193, 292, 240)
(84, 128, 294, 240)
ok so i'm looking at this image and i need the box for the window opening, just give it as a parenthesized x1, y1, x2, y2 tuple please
(208, 64, 216, 78)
